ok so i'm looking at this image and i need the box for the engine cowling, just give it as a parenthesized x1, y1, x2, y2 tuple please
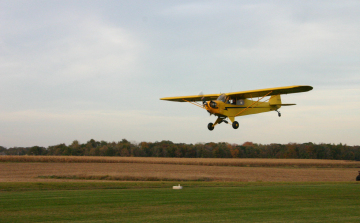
(209, 101, 217, 108)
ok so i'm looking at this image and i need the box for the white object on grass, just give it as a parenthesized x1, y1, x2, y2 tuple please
(172, 184, 183, 189)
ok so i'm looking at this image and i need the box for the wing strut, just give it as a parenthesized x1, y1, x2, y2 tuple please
(234, 91, 273, 116)
(182, 99, 205, 109)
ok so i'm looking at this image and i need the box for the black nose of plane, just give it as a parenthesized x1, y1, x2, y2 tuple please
(209, 101, 217, 108)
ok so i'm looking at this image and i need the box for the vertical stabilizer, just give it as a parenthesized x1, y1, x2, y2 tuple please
(269, 95, 281, 104)
(269, 94, 296, 107)
(269, 95, 282, 109)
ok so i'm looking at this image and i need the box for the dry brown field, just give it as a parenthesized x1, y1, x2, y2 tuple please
(2, 155, 360, 167)
(1, 156, 359, 182)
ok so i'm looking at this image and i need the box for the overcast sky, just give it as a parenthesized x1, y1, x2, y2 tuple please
(1, 0, 359, 147)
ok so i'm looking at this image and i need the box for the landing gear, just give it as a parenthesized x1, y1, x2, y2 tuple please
(208, 123, 214, 131)
(208, 117, 238, 130)
(276, 110, 281, 117)
(232, 121, 239, 129)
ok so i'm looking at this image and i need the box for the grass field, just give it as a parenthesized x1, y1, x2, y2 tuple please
(1, 182, 359, 222)
(1, 157, 359, 222)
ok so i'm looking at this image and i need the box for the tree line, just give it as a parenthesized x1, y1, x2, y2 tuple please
(1, 139, 359, 161)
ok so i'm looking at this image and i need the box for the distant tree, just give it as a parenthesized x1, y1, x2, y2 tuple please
(262, 144, 282, 158)
(27, 146, 46, 155)
(70, 140, 84, 156)
(3, 139, 360, 161)
(106, 146, 116, 156)
(283, 143, 298, 158)
(98, 145, 108, 156)
(354, 146, 360, 161)
(184, 144, 196, 158)
(120, 147, 129, 157)
(130, 145, 146, 157)
(242, 141, 254, 147)
(47, 144, 68, 155)
(194, 143, 205, 158)
(0, 146, 6, 154)
(100, 140, 108, 146)
(230, 148, 240, 158)
(139, 142, 151, 157)
(87, 139, 101, 148)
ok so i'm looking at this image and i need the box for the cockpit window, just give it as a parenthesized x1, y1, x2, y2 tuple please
(217, 93, 227, 102)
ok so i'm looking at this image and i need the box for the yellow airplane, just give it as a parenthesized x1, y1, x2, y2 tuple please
(160, 85, 313, 131)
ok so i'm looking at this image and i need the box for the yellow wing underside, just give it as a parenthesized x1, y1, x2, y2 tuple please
(160, 85, 313, 102)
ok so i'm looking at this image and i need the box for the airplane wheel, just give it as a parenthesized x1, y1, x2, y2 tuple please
(208, 123, 214, 131)
(232, 121, 239, 129)
(278, 113, 281, 117)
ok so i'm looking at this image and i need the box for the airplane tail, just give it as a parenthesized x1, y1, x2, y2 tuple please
(269, 95, 282, 105)
(269, 95, 296, 109)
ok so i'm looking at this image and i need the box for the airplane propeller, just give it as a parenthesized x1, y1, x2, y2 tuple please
(199, 91, 207, 107)
(199, 91, 217, 110)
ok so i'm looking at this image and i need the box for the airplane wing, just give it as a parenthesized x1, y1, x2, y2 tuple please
(226, 85, 313, 99)
(160, 85, 313, 102)
(160, 93, 220, 102)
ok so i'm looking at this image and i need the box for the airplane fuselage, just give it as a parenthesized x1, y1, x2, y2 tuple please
(205, 98, 280, 118)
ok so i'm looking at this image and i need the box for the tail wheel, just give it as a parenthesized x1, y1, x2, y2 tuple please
(232, 121, 239, 129)
(208, 123, 214, 131)
(276, 110, 281, 117)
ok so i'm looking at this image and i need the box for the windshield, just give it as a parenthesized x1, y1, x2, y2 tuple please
(217, 93, 227, 102)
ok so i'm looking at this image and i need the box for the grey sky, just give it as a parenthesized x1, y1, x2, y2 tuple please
(1, 0, 359, 147)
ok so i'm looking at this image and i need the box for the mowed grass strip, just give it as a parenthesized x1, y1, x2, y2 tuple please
(0, 181, 183, 191)
(0, 181, 356, 192)
(0, 183, 359, 223)
(2, 156, 360, 168)
(38, 174, 215, 182)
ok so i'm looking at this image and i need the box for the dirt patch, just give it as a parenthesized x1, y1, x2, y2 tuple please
(1, 156, 360, 168)
(0, 162, 358, 182)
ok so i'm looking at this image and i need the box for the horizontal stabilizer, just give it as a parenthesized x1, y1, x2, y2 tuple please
(270, 103, 296, 106)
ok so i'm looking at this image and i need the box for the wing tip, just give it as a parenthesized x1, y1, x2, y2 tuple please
(300, 85, 313, 91)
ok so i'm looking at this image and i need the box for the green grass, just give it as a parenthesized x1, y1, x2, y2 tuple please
(1, 182, 359, 222)
(0, 181, 280, 192)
